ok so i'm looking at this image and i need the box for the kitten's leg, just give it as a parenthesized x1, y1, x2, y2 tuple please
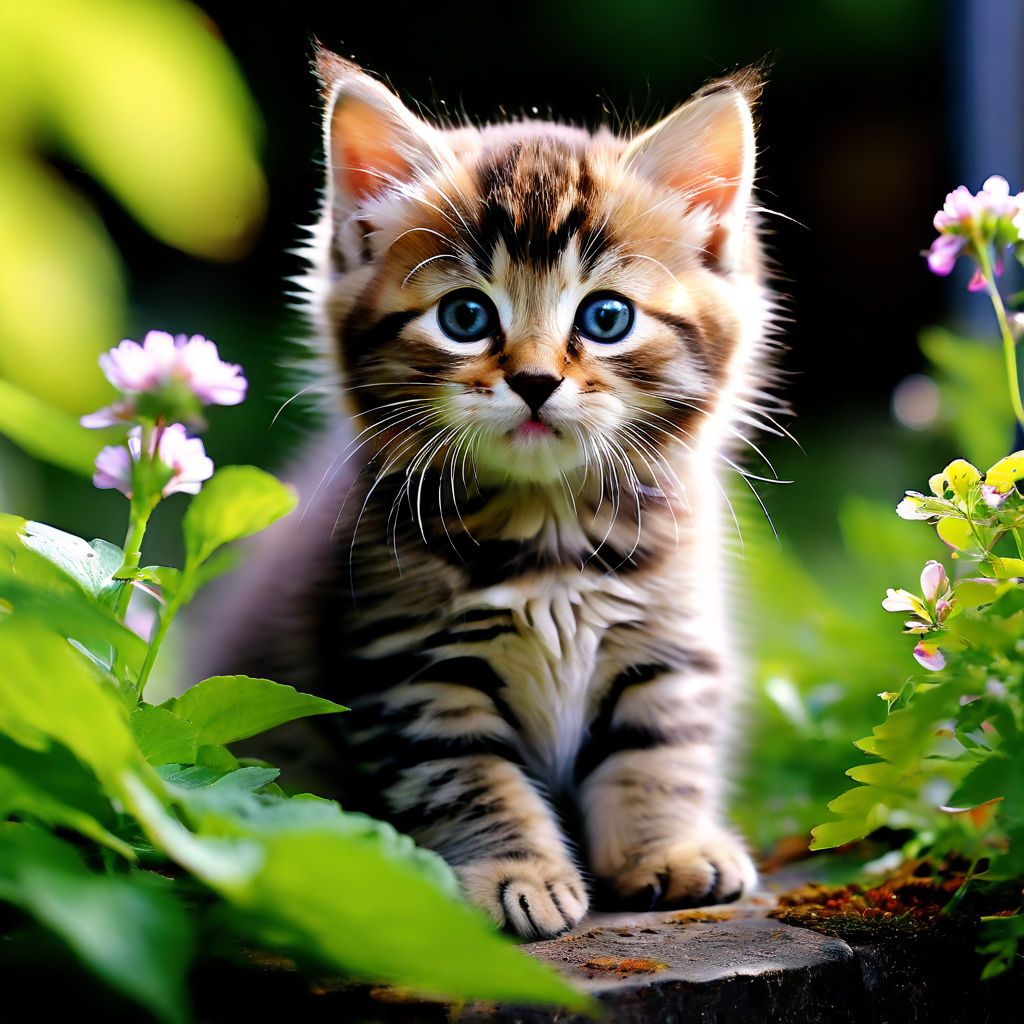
(362, 683, 589, 939)
(578, 662, 757, 908)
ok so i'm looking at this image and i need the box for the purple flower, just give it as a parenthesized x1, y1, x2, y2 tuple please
(981, 483, 1011, 509)
(93, 424, 214, 499)
(82, 331, 247, 428)
(927, 234, 967, 277)
(913, 641, 946, 672)
(926, 175, 1024, 285)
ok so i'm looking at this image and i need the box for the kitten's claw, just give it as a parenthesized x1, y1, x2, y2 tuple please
(456, 857, 589, 939)
(601, 826, 757, 910)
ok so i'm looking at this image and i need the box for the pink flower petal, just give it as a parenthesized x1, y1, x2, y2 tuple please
(926, 234, 965, 276)
(913, 642, 946, 671)
(920, 560, 948, 603)
(981, 483, 1011, 508)
(80, 399, 137, 429)
(90, 424, 214, 499)
(92, 442, 134, 497)
(154, 424, 214, 497)
(93, 330, 247, 417)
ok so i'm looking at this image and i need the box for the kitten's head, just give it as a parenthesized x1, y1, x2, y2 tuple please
(310, 49, 769, 491)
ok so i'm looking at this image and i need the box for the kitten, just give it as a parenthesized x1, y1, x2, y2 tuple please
(216, 47, 777, 939)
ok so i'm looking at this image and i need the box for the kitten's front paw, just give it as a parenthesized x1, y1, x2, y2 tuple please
(456, 857, 589, 940)
(600, 825, 757, 910)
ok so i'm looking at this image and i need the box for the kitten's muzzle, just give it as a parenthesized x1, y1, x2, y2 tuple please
(506, 373, 563, 417)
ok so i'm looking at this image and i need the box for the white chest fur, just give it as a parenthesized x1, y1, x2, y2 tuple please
(452, 571, 648, 785)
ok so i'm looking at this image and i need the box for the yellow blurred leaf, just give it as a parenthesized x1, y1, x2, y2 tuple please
(0, 378, 105, 476)
(0, 155, 122, 412)
(5, 0, 266, 259)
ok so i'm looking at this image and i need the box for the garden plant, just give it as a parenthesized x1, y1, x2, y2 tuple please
(809, 176, 1024, 977)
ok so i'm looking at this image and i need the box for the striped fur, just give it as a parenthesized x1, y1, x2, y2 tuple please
(216, 50, 780, 939)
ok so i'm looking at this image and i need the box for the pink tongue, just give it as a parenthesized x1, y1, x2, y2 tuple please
(519, 419, 551, 436)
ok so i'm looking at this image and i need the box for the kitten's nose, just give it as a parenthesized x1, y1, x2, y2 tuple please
(506, 373, 562, 416)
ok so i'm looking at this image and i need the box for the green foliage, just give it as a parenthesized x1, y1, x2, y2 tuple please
(182, 466, 298, 571)
(737, 492, 939, 850)
(811, 449, 1024, 975)
(0, 825, 193, 1024)
(0, 477, 586, 1019)
(922, 329, 1013, 468)
(163, 675, 346, 746)
(0, 378, 106, 476)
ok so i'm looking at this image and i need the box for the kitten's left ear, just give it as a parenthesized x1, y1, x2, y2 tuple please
(623, 72, 760, 270)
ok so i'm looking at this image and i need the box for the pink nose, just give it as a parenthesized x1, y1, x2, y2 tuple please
(506, 373, 562, 415)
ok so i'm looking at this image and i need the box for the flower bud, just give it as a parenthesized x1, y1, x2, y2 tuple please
(920, 560, 948, 603)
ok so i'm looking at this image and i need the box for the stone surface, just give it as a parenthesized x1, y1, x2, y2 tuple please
(184, 892, 1023, 1023)
(471, 906, 863, 1024)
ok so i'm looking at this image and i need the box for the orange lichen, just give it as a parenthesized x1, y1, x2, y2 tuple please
(666, 906, 736, 924)
(582, 957, 668, 975)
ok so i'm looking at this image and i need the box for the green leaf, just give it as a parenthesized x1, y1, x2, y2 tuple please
(987, 585, 1024, 618)
(936, 516, 978, 553)
(811, 683, 960, 850)
(0, 618, 138, 789)
(0, 825, 192, 1024)
(949, 733, 1024, 827)
(0, 514, 146, 675)
(156, 764, 231, 790)
(163, 766, 281, 808)
(138, 565, 182, 602)
(984, 556, 1024, 579)
(0, 377, 104, 474)
(182, 466, 297, 570)
(180, 789, 588, 1008)
(0, 736, 130, 857)
(164, 675, 345, 746)
(809, 817, 875, 850)
(195, 743, 240, 772)
(22, 521, 123, 599)
(130, 706, 200, 767)
(955, 577, 1002, 611)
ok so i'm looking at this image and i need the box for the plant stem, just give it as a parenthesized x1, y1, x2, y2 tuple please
(113, 503, 151, 619)
(135, 581, 188, 699)
(978, 246, 1024, 431)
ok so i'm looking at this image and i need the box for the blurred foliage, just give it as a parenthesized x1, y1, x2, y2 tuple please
(0, 0, 265, 415)
(923, 329, 1014, 468)
(737, 326, 1011, 854)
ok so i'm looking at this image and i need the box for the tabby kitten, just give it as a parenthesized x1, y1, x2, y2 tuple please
(229, 48, 777, 939)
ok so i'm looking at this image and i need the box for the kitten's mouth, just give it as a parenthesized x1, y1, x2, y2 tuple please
(512, 418, 559, 440)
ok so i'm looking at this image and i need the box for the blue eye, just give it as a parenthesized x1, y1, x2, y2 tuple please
(575, 293, 635, 343)
(438, 289, 499, 342)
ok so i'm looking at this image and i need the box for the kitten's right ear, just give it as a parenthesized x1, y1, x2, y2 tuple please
(315, 46, 453, 263)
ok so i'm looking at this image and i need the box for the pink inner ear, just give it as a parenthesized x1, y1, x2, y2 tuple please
(331, 98, 414, 203)
(664, 118, 746, 221)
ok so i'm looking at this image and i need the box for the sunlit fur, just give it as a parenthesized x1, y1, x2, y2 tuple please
(216, 50, 784, 940)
